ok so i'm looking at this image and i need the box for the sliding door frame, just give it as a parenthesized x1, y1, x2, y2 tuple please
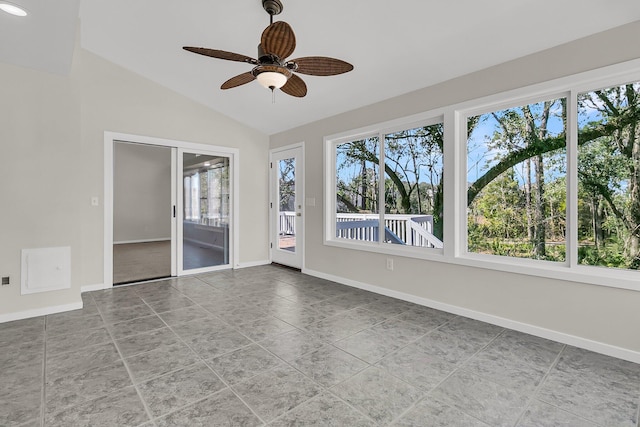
(177, 148, 233, 275)
(104, 131, 240, 289)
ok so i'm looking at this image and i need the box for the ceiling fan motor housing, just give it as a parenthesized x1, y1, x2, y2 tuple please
(257, 44, 284, 65)
(262, 0, 283, 16)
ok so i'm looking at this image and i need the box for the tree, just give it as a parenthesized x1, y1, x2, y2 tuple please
(384, 124, 444, 236)
(466, 85, 640, 266)
(468, 168, 526, 247)
(578, 84, 640, 267)
(466, 106, 640, 206)
(278, 158, 296, 211)
(469, 100, 563, 258)
(336, 138, 380, 213)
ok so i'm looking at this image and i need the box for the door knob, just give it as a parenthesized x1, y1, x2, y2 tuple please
(296, 213, 302, 217)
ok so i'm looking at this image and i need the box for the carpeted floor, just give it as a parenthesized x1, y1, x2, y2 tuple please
(113, 241, 228, 284)
(113, 241, 171, 284)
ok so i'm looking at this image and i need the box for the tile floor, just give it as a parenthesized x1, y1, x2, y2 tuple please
(1, 265, 639, 426)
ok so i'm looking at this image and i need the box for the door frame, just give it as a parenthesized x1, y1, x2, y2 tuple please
(104, 131, 240, 289)
(269, 142, 305, 269)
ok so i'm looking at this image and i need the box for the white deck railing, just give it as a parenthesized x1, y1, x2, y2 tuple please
(279, 212, 443, 248)
(279, 212, 296, 235)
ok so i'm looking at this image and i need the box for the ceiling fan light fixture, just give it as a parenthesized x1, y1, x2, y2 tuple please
(256, 71, 288, 90)
(0, 1, 27, 16)
(252, 65, 292, 90)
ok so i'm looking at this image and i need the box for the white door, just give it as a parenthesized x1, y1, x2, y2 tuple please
(270, 145, 304, 269)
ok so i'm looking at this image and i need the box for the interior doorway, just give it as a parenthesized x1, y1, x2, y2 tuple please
(270, 144, 304, 269)
(113, 142, 172, 284)
(104, 132, 239, 288)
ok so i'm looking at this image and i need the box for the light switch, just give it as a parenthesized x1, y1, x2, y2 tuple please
(91, 197, 99, 206)
(306, 197, 316, 207)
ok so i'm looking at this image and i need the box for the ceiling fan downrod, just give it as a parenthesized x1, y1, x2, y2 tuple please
(262, 0, 283, 24)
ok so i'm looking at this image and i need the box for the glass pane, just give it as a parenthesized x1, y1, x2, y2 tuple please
(384, 123, 444, 248)
(467, 98, 567, 261)
(278, 157, 296, 252)
(335, 137, 380, 242)
(578, 82, 640, 270)
(183, 153, 229, 270)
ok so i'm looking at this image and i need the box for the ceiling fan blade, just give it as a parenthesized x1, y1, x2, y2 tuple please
(221, 72, 256, 90)
(261, 21, 296, 60)
(281, 74, 307, 98)
(183, 47, 257, 64)
(291, 56, 354, 76)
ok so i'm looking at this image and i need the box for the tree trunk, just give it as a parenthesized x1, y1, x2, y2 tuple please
(596, 201, 605, 245)
(525, 158, 534, 240)
(533, 154, 546, 256)
(627, 127, 640, 268)
(432, 181, 444, 241)
(359, 159, 367, 211)
(591, 197, 601, 249)
(623, 84, 640, 268)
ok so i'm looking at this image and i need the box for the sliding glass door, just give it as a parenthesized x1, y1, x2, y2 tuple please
(178, 150, 231, 273)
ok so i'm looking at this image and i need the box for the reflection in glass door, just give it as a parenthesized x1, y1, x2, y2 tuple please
(278, 158, 296, 252)
(181, 152, 230, 271)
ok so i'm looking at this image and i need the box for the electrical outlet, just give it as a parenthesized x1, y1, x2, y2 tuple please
(1, 276, 9, 286)
(386, 258, 394, 271)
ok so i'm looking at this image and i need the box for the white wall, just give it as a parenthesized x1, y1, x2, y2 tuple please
(270, 21, 640, 357)
(0, 42, 269, 320)
(0, 57, 82, 315)
(113, 142, 171, 243)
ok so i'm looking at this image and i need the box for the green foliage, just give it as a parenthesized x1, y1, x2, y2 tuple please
(576, 83, 640, 269)
(468, 169, 526, 240)
(578, 240, 628, 269)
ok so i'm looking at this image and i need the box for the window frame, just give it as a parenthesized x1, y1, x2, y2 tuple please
(460, 91, 570, 265)
(324, 58, 640, 291)
(326, 114, 446, 258)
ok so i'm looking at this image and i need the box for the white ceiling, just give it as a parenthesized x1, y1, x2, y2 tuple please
(0, 0, 80, 74)
(3, 1, 640, 135)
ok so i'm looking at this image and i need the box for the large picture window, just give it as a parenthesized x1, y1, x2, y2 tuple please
(336, 137, 380, 243)
(325, 62, 640, 288)
(383, 125, 444, 248)
(467, 98, 567, 261)
(578, 82, 640, 270)
(333, 122, 444, 249)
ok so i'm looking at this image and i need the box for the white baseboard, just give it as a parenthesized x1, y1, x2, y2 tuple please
(236, 260, 271, 269)
(113, 238, 170, 245)
(0, 301, 83, 324)
(81, 283, 108, 293)
(303, 268, 640, 364)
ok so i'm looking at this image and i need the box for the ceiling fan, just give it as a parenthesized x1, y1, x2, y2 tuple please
(183, 0, 354, 98)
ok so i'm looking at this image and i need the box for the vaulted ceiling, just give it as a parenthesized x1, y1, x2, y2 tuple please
(2, 1, 640, 134)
